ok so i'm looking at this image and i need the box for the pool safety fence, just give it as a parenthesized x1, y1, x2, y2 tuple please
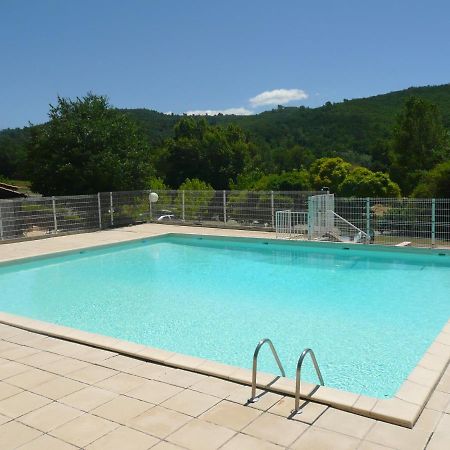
(0, 190, 449, 248)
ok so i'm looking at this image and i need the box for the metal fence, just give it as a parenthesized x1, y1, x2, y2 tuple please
(1, 190, 449, 248)
(0, 190, 316, 242)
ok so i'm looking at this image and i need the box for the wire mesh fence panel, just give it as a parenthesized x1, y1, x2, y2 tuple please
(435, 199, 450, 246)
(54, 195, 100, 232)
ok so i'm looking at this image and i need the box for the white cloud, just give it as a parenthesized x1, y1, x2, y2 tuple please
(249, 89, 308, 106)
(185, 107, 253, 116)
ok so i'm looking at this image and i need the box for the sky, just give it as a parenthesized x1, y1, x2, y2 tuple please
(1, 0, 449, 129)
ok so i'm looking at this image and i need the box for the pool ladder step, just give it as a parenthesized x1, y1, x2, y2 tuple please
(248, 338, 325, 414)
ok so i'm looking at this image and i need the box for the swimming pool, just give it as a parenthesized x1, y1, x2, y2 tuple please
(0, 234, 449, 398)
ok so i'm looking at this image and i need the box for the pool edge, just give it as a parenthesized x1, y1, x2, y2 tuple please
(0, 310, 448, 428)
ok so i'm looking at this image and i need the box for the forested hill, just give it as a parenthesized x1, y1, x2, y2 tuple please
(122, 83, 450, 166)
(1, 83, 449, 180)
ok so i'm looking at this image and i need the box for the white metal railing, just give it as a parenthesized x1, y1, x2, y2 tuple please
(275, 210, 308, 239)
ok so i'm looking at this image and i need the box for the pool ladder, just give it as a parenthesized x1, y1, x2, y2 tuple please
(248, 338, 325, 414)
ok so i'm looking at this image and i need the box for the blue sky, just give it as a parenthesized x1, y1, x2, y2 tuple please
(1, 0, 449, 129)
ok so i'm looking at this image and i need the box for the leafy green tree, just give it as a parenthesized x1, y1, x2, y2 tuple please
(390, 97, 449, 194)
(309, 157, 352, 193)
(161, 118, 250, 189)
(251, 170, 311, 191)
(27, 94, 154, 195)
(412, 161, 450, 197)
(175, 178, 214, 220)
(338, 167, 401, 197)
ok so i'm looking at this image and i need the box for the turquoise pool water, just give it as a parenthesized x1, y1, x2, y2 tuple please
(0, 235, 449, 398)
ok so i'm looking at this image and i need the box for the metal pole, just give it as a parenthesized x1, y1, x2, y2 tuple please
(223, 190, 227, 223)
(97, 193, 102, 229)
(0, 203, 3, 240)
(110, 192, 114, 226)
(182, 190, 185, 221)
(52, 196, 57, 233)
(148, 193, 152, 222)
(307, 196, 312, 240)
(432, 198, 436, 247)
(271, 191, 275, 229)
(366, 197, 370, 244)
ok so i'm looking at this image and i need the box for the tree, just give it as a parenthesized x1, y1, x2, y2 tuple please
(161, 118, 250, 189)
(390, 97, 449, 194)
(175, 178, 214, 220)
(27, 94, 154, 195)
(309, 157, 352, 193)
(251, 170, 311, 191)
(413, 161, 450, 197)
(338, 167, 401, 197)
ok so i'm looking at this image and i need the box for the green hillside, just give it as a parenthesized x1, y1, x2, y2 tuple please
(1, 83, 449, 181)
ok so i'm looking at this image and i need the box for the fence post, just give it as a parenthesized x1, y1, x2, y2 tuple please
(223, 190, 227, 223)
(271, 191, 275, 229)
(52, 196, 58, 233)
(97, 193, 102, 229)
(110, 192, 114, 226)
(366, 197, 370, 243)
(431, 198, 436, 247)
(0, 203, 3, 240)
(182, 190, 185, 221)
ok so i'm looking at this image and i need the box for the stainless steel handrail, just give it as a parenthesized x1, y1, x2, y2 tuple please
(248, 338, 286, 403)
(293, 348, 324, 412)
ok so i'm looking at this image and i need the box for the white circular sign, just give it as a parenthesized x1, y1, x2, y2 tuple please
(149, 192, 159, 203)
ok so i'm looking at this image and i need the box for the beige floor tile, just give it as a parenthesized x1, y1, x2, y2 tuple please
(291, 427, 360, 450)
(30, 375, 85, 399)
(0, 413, 10, 425)
(365, 420, 431, 450)
(66, 364, 117, 384)
(314, 408, 375, 439)
(221, 432, 283, 450)
(75, 347, 117, 364)
(0, 421, 42, 449)
(127, 379, 183, 404)
(127, 405, 191, 438)
(43, 357, 91, 375)
(426, 390, 450, 411)
(434, 412, 450, 434)
(91, 395, 152, 424)
(0, 345, 41, 360)
(5, 367, 56, 389)
(152, 442, 185, 450)
(100, 355, 144, 371)
(60, 385, 118, 411)
(17, 351, 65, 369)
(86, 425, 160, 450)
(0, 360, 30, 379)
(126, 361, 166, 379)
(268, 397, 328, 424)
(357, 442, 396, 450)
(200, 400, 261, 431)
(19, 401, 83, 432)
(0, 381, 23, 400)
(191, 377, 242, 398)
(17, 433, 78, 449)
(414, 407, 443, 432)
(227, 385, 283, 411)
(167, 418, 235, 450)
(161, 388, 220, 417)
(243, 412, 309, 447)
(153, 367, 208, 388)
(0, 341, 18, 353)
(0, 391, 52, 418)
(95, 372, 146, 393)
(49, 413, 119, 447)
(426, 431, 450, 450)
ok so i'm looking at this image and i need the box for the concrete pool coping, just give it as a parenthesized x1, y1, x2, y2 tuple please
(0, 224, 449, 428)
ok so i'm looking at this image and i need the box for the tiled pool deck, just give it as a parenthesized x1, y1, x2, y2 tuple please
(0, 224, 449, 449)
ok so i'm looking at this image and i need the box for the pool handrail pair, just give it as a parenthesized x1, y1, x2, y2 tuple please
(248, 338, 324, 415)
